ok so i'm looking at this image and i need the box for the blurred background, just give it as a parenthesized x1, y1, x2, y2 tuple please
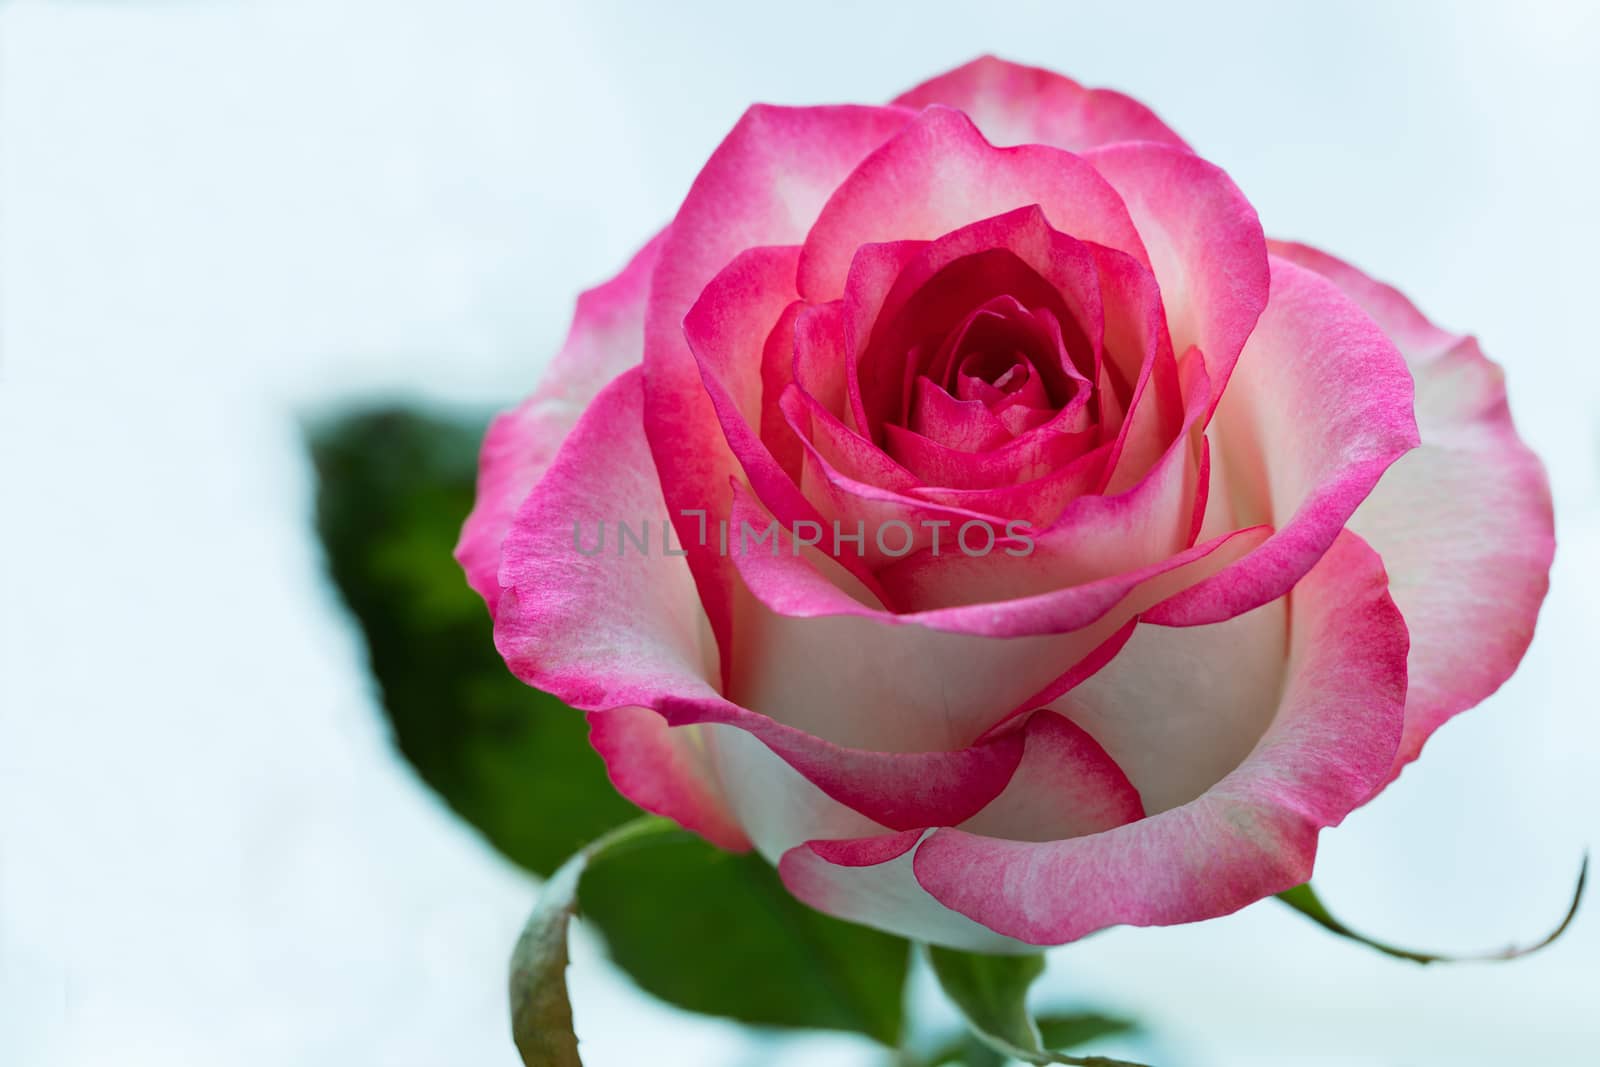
(2, 1, 1598, 1064)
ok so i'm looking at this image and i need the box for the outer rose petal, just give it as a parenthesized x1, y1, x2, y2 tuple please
(587, 706, 749, 851)
(1148, 256, 1420, 625)
(893, 55, 1190, 153)
(456, 231, 664, 614)
(492, 367, 739, 841)
(1271, 240, 1555, 776)
(790, 531, 1406, 948)
(1268, 241, 1461, 360)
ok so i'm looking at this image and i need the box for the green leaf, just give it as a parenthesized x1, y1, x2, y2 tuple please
(926, 947, 1045, 1053)
(580, 832, 910, 1043)
(308, 408, 638, 877)
(510, 816, 682, 1066)
(925, 946, 1150, 1067)
(1036, 1013, 1138, 1051)
(1277, 853, 1587, 964)
(310, 407, 913, 1042)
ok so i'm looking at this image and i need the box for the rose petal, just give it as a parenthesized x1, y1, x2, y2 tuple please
(1082, 141, 1269, 413)
(1146, 255, 1419, 625)
(492, 367, 746, 842)
(1093, 242, 1184, 491)
(911, 530, 1408, 945)
(495, 367, 718, 715)
(706, 724, 888, 858)
(957, 710, 1146, 841)
(779, 829, 1027, 953)
(1053, 586, 1288, 816)
(659, 689, 1027, 833)
(456, 230, 664, 614)
(645, 103, 914, 664)
(728, 479, 1267, 638)
(1272, 240, 1555, 776)
(776, 709, 1146, 951)
(779, 380, 1014, 568)
(684, 245, 832, 538)
(725, 547, 1122, 752)
(893, 55, 1190, 153)
(876, 350, 1212, 611)
(587, 706, 750, 851)
(495, 367, 1023, 834)
(837, 207, 1107, 445)
(797, 106, 1148, 302)
(896, 437, 1111, 531)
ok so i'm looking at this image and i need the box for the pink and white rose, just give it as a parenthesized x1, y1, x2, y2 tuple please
(458, 57, 1554, 950)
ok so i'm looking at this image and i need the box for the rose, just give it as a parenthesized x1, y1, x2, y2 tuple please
(457, 57, 1553, 950)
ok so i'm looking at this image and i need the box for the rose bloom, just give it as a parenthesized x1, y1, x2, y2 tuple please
(458, 57, 1553, 950)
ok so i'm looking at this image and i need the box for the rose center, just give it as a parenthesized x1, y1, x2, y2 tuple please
(953, 348, 1047, 412)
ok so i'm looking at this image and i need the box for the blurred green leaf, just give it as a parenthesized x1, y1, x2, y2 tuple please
(309, 407, 912, 1042)
(1278, 853, 1587, 964)
(925, 947, 1148, 1067)
(309, 407, 639, 876)
(583, 832, 911, 1043)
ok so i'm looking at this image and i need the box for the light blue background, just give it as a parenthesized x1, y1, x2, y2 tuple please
(2, 1, 1597, 1064)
